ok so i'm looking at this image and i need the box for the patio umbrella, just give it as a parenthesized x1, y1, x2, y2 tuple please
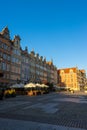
(36, 83, 42, 87)
(24, 83, 36, 88)
(10, 83, 24, 88)
(40, 84, 49, 88)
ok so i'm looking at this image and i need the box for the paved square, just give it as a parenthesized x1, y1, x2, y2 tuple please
(0, 92, 87, 130)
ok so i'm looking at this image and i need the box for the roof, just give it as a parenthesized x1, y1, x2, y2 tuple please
(58, 67, 77, 73)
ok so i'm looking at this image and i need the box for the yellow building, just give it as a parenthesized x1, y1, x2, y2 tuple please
(58, 67, 86, 91)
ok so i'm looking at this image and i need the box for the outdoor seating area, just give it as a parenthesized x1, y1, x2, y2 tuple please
(0, 83, 49, 100)
(9, 83, 49, 96)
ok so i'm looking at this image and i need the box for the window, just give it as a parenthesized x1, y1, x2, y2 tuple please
(2, 62, 6, 70)
(7, 64, 10, 71)
(0, 51, 3, 57)
(7, 46, 10, 51)
(71, 79, 73, 82)
(0, 42, 2, 48)
(3, 53, 7, 60)
(12, 57, 14, 62)
(3, 44, 8, 50)
(0, 42, 3, 48)
(7, 55, 11, 61)
(13, 49, 20, 55)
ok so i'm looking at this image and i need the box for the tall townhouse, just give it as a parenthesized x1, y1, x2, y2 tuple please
(35, 53, 43, 83)
(37, 56, 44, 83)
(85, 78, 87, 86)
(35, 53, 39, 82)
(58, 67, 86, 91)
(29, 50, 45, 83)
(77, 69, 86, 90)
(24, 49, 58, 85)
(29, 52, 58, 85)
(0, 27, 11, 86)
(10, 35, 21, 84)
(29, 50, 36, 82)
(21, 47, 30, 83)
(47, 61, 57, 85)
(54, 66, 58, 85)
(0, 26, 58, 86)
(43, 58, 48, 84)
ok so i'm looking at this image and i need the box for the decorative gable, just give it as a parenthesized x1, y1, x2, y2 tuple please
(1, 26, 10, 39)
(13, 35, 21, 49)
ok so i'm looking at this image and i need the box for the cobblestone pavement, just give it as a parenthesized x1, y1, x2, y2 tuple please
(0, 92, 87, 130)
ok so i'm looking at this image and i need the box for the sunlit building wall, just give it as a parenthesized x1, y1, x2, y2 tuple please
(58, 67, 86, 91)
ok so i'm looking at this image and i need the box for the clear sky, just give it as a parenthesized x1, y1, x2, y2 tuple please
(0, 0, 87, 73)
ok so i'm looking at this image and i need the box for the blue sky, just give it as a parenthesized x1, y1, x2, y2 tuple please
(0, 0, 87, 73)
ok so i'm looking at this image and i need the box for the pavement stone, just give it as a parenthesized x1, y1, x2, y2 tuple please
(0, 118, 86, 130)
(0, 92, 87, 130)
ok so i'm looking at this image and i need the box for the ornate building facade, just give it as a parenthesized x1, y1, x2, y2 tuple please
(10, 35, 21, 84)
(58, 67, 86, 91)
(21, 47, 30, 83)
(0, 27, 11, 86)
(0, 27, 57, 86)
(21, 49, 58, 85)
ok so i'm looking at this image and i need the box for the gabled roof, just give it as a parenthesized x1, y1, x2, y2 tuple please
(58, 67, 77, 73)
